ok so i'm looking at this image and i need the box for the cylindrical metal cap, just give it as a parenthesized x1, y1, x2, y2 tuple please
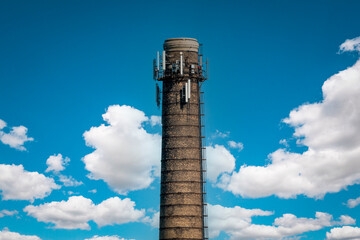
(163, 38, 199, 52)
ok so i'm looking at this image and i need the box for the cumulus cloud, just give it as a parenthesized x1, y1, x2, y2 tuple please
(206, 145, 235, 182)
(24, 196, 144, 230)
(209, 204, 354, 239)
(339, 36, 360, 53)
(45, 154, 70, 173)
(0, 228, 41, 240)
(0, 119, 34, 151)
(346, 197, 360, 208)
(218, 41, 360, 199)
(208, 204, 274, 239)
(0, 210, 18, 218)
(83, 105, 161, 194)
(327, 226, 360, 240)
(0, 164, 59, 201)
(228, 140, 244, 151)
(85, 236, 134, 240)
(93, 197, 144, 227)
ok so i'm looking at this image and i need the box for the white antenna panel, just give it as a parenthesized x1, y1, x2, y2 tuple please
(187, 79, 191, 100)
(180, 52, 183, 75)
(162, 51, 166, 70)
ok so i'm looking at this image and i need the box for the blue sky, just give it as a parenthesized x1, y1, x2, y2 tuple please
(1, 0, 360, 239)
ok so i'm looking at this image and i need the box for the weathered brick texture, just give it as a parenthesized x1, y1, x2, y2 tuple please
(160, 38, 204, 240)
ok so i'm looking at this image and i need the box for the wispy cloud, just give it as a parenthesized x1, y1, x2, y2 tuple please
(142, 211, 159, 228)
(0, 209, 18, 218)
(0, 119, 33, 151)
(58, 175, 82, 187)
(228, 140, 244, 152)
(149, 115, 161, 127)
(346, 196, 360, 208)
(339, 36, 360, 53)
(211, 129, 230, 139)
(45, 154, 82, 187)
(279, 139, 289, 147)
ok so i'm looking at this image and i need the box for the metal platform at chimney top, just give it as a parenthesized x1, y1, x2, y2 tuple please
(153, 46, 208, 82)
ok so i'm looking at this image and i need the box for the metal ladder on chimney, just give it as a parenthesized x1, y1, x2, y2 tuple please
(200, 91, 208, 240)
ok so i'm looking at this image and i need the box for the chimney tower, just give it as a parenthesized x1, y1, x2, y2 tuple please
(153, 38, 208, 240)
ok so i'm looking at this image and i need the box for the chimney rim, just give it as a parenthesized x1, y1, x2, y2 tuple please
(163, 38, 199, 52)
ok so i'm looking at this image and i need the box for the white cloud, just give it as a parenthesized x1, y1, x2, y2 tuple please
(24, 196, 144, 230)
(339, 36, 360, 53)
(93, 197, 144, 227)
(336, 216, 356, 226)
(0, 119, 6, 129)
(209, 204, 354, 240)
(218, 50, 360, 199)
(44, 154, 82, 187)
(211, 130, 230, 139)
(279, 139, 289, 147)
(0, 119, 34, 151)
(327, 226, 360, 240)
(45, 154, 70, 173)
(346, 197, 360, 208)
(0, 228, 41, 240)
(228, 140, 244, 151)
(207, 145, 235, 182)
(142, 211, 159, 228)
(58, 174, 83, 187)
(0, 164, 60, 202)
(150, 115, 161, 127)
(89, 189, 97, 194)
(83, 105, 161, 194)
(85, 236, 134, 240)
(208, 204, 273, 239)
(0, 210, 18, 218)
